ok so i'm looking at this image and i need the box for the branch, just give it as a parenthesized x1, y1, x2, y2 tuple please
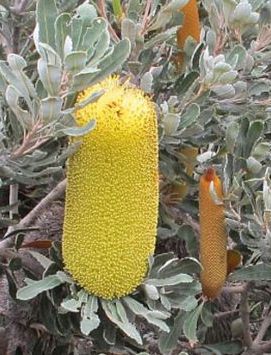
(0, 179, 66, 249)
(253, 308, 271, 343)
(239, 283, 253, 348)
(140, 0, 152, 35)
(223, 285, 246, 293)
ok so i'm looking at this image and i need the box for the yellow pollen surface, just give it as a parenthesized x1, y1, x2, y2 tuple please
(62, 77, 159, 299)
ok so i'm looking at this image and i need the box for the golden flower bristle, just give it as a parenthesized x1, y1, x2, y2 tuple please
(199, 167, 227, 299)
(63, 76, 159, 299)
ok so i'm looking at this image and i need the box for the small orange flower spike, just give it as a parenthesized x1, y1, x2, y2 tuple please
(177, 0, 201, 49)
(199, 167, 227, 299)
(176, 0, 201, 67)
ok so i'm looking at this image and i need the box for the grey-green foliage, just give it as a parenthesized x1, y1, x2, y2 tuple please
(0, 0, 130, 190)
(16, 249, 198, 344)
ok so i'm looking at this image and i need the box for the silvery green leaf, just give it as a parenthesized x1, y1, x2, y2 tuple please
(61, 119, 96, 137)
(232, 1, 252, 22)
(160, 295, 171, 310)
(55, 13, 72, 59)
(143, 284, 160, 300)
(123, 297, 170, 332)
(81, 18, 107, 53)
(38, 43, 62, 67)
(71, 2, 97, 51)
(71, 39, 130, 92)
(140, 72, 153, 93)
(244, 120, 264, 158)
(177, 226, 198, 258)
(5, 85, 32, 128)
(164, 113, 180, 135)
(37, 59, 62, 96)
(127, 0, 143, 20)
(183, 302, 203, 342)
(146, 274, 193, 287)
(0, 71, 6, 92)
(248, 81, 270, 96)
(213, 62, 232, 74)
(71, 18, 84, 51)
(0, 62, 31, 105)
(179, 296, 198, 311)
(167, 0, 189, 10)
(206, 29, 216, 53)
(28, 251, 53, 269)
(163, 257, 202, 276)
(263, 168, 271, 211)
(56, 271, 74, 284)
(201, 302, 214, 327)
(101, 300, 143, 345)
(147, 11, 171, 32)
(64, 36, 73, 56)
(174, 71, 199, 95)
(262, 171, 271, 212)
(64, 51, 87, 74)
(209, 181, 224, 205)
(159, 311, 186, 353)
(40, 97, 63, 122)
(36, 0, 58, 49)
(7, 54, 37, 99)
(226, 121, 239, 153)
(76, 2, 97, 24)
(24, 278, 36, 285)
(61, 289, 87, 312)
(7, 53, 26, 70)
(84, 294, 99, 314)
(16, 275, 64, 300)
(229, 263, 271, 281)
(148, 0, 188, 31)
(88, 31, 110, 66)
(252, 142, 270, 161)
(179, 103, 200, 129)
(227, 45, 246, 69)
(121, 18, 137, 45)
(212, 84, 235, 98)
(246, 156, 262, 174)
(219, 70, 238, 84)
(74, 90, 104, 111)
(231, 0, 259, 25)
(80, 315, 100, 335)
(145, 27, 178, 49)
(18, 166, 62, 178)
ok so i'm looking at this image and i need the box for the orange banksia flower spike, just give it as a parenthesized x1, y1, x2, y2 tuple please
(177, 0, 201, 48)
(176, 0, 201, 67)
(199, 167, 227, 299)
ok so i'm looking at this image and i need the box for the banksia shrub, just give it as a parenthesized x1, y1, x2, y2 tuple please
(199, 167, 227, 299)
(63, 77, 159, 299)
(2, 0, 271, 353)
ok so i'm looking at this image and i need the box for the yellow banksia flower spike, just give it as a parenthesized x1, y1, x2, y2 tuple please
(199, 167, 227, 299)
(63, 76, 159, 300)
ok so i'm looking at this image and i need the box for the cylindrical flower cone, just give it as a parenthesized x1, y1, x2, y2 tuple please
(63, 77, 159, 299)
